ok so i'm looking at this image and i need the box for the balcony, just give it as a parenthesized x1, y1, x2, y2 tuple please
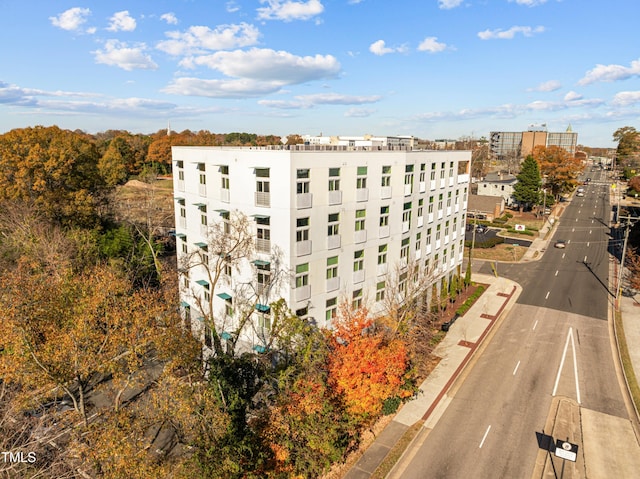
(177, 179, 185, 192)
(327, 235, 341, 250)
(402, 221, 410, 233)
(296, 192, 312, 209)
(439, 179, 445, 189)
(354, 230, 367, 244)
(404, 184, 413, 196)
(415, 249, 422, 260)
(356, 188, 369, 202)
(419, 181, 426, 193)
(256, 238, 271, 254)
(379, 225, 390, 238)
(220, 188, 230, 203)
(353, 269, 365, 284)
(296, 284, 311, 302)
(199, 184, 207, 196)
(296, 240, 312, 257)
(179, 217, 187, 229)
(200, 224, 208, 236)
(377, 263, 387, 277)
(381, 186, 392, 199)
(326, 276, 340, 293)
(417, 216, 424, 228)
(328, 190, 342, 205)
(255, 191, 271, 207)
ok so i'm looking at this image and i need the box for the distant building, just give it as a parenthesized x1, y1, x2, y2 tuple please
(476, 172, 518, 207)
(301, 134, 414, 149)
(490, 125, 577, 161)
(467, 194, 505, 222)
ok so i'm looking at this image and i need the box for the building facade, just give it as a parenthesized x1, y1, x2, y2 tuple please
(476, 172, 518, 207)
(489, 125, 577, 161)
(172, 145, 471, 353)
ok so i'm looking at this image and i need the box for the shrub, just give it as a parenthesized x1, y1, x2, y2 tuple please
(455, 285, 486, 315)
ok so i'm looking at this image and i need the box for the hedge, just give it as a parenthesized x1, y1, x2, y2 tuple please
(456, 284, 486, 315)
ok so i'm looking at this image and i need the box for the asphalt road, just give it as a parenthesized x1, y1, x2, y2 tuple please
(393, 169, 629, 478)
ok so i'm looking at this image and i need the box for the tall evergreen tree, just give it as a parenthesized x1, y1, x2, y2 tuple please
(513, 155, 542, 210)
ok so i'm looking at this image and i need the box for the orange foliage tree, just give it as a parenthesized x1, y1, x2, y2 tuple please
(532, 145, 583, 199)
(327, 305, 413, 420)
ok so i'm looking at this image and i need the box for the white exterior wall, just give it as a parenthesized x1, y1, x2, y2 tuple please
(172, 146, 471, 351)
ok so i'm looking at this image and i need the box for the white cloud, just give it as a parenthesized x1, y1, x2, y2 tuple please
(477, 25, 545, 40)
(417, 37, 448, 53)
(163, 77, 284, 98)
(50, 7, 92, 32)
(93, 40, 158, 71)
(296, 92, 381, 105)
(578, 59, 640, 85)
(345, 107, 376, 117)
(257, 0, 324, 22)
(160, 13, 178, 25)
(226, 2, 241, 13)
(528, 80, 561, 92)
(157, 23, 260, 56)
(369, 40, 407, 56)
(509, 0, 548, 6)
(613, 91, 640, 106)
(564, 91, 582, 101)
(107, 11, 136, 32)
(438, 0, 463, 10)
(182, 48, 340, 84)
(348, 0, 365, 4)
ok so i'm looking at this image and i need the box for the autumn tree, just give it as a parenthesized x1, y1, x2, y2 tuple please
(471, 142, 489, 178)
(0, 125, 104, 227)
(513, 155, 542, 211)
(533, 145, 583, 199)
(327, 304, 413, 421)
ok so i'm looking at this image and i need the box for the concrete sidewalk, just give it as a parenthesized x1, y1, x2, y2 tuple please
(344, 274, 521, 479)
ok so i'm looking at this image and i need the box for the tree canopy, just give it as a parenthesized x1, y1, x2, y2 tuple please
(513, 155, 542, 210)
(613, 126, 640, 167)
(532, 145, 583, 198)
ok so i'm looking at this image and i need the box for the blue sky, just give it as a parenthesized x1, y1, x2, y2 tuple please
(1, 0, 639, 147)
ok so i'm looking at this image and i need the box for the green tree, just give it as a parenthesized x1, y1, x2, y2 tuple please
(613, 126, 640, 167)
(513, 155, 542, 210)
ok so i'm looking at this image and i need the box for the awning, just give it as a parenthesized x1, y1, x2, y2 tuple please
(221, 332, 232, 340)
(214, 209, 229, 214)
(195, 242, 208, 248)
(196, 316, 205, 322)
(217, 292, 232, 301)
(175, 233, 186, 239)
(196, 280, 209, 288)
(251, 214, 270, 220)
(193, 202, 206, 207)
(180, 301, 190, 308)
(255, 304, 270, 313)
(253, 345, 267, 353)
(174, 197, 185, 202)
(252, 259, 270, 267)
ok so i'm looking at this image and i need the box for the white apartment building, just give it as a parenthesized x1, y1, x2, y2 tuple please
(172, 145, 471, 353)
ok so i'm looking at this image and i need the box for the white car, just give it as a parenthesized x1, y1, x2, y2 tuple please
(554, 239, 567, 249)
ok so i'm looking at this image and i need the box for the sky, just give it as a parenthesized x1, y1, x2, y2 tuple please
(1, 0, 639, 147)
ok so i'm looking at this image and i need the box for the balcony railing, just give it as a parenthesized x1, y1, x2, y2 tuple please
(356, 188, 369, 202)
(255, 191, 271, 207)
(296, 284, 311, 302)
(296, 192, 312, 209)
(328, 190, 342, 205)
(296, 240, 312, 256)
(326, 276, 340, 292)
(256, 238, 271, 253)
(327, 235, 341, 250)
(381, 186, 392, 199)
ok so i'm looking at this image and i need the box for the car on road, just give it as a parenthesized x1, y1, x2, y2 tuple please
(441, 313, 460, 332)
(576, 191, 584, 197)
(476, 225, 488, 234)
(554, 239, 567, 249)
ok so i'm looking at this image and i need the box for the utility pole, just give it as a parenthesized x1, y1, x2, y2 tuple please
(616, 214, 638, 306)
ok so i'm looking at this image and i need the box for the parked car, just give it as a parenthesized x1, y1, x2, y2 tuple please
(476, 225, 488, 234)
(577, 192, 584, 197)
(441, 313, 460, 332)
(554, 239, 567, 249)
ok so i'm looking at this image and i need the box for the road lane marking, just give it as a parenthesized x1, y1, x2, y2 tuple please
(572, 228, 575, 232)
(533, 320, 538, 330)
(587, 242, 590, 247)
(513, 361, 521, 376)
(555, 270, 559, 276)
(552, 327, 581, 404)
(545, 291, 550, 300)
(589, 230, 592, 234)
(562, 253, 565, 259)
(479, 425, 491, 448)
(584, 256, 587, 263)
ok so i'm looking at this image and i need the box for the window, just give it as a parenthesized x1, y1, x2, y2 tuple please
(438, 193, 443, 211)
(257, 263, 270, 292)
(256, 168, 270, 193)
(403, 202, 412, 225)
(296, 217, 309, 242)
(326, 256, 338, 279)
(221, 211, 231, 234)
(416, 232, 422, 251)
(199, 205, 208, 227)
(328, 212, 340, 236)
(326, 297, 337, 322)
(353, 250, 364, 271)
(220, 165, 230, 189)
(355, 209, 366, 231)
(256, 216, 270, 252)
(447, 191, 452, 208)
(436, 224, 441, 241)
(429, 196, 434, 214)
(198, 163, 206, 185)
(401, 237, 410, 261)
(376, 281, 385, 302)
(198, 244, 209, 265)
(381, 165, 391, 187)
(295, 263, 309, 287)
(204, 323, 212, 348)
(378, 244, 388, 265)
(223, 261, 232, 278)
(297, 168, 310, 194)
(418, 198, 424, 218)
(329, 168, 340, 191)
(426, 228, 432, 247)
(357, 166, 367, 189)
(225, 298, 233, 317)
(404, 165, 414, 192)
(352, 289, 363, 309)
(419, 163, 426, 182)
(296, 306, 308, 319)
(380, 205, 389, 226)
(181, 237, 188, 254)
(178, 170, 184, 182)
(182, 270, 190, 289)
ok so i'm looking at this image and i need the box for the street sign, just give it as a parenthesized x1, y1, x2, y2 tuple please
(515, 224, 525, 231)
(554, 440, 578, 462)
